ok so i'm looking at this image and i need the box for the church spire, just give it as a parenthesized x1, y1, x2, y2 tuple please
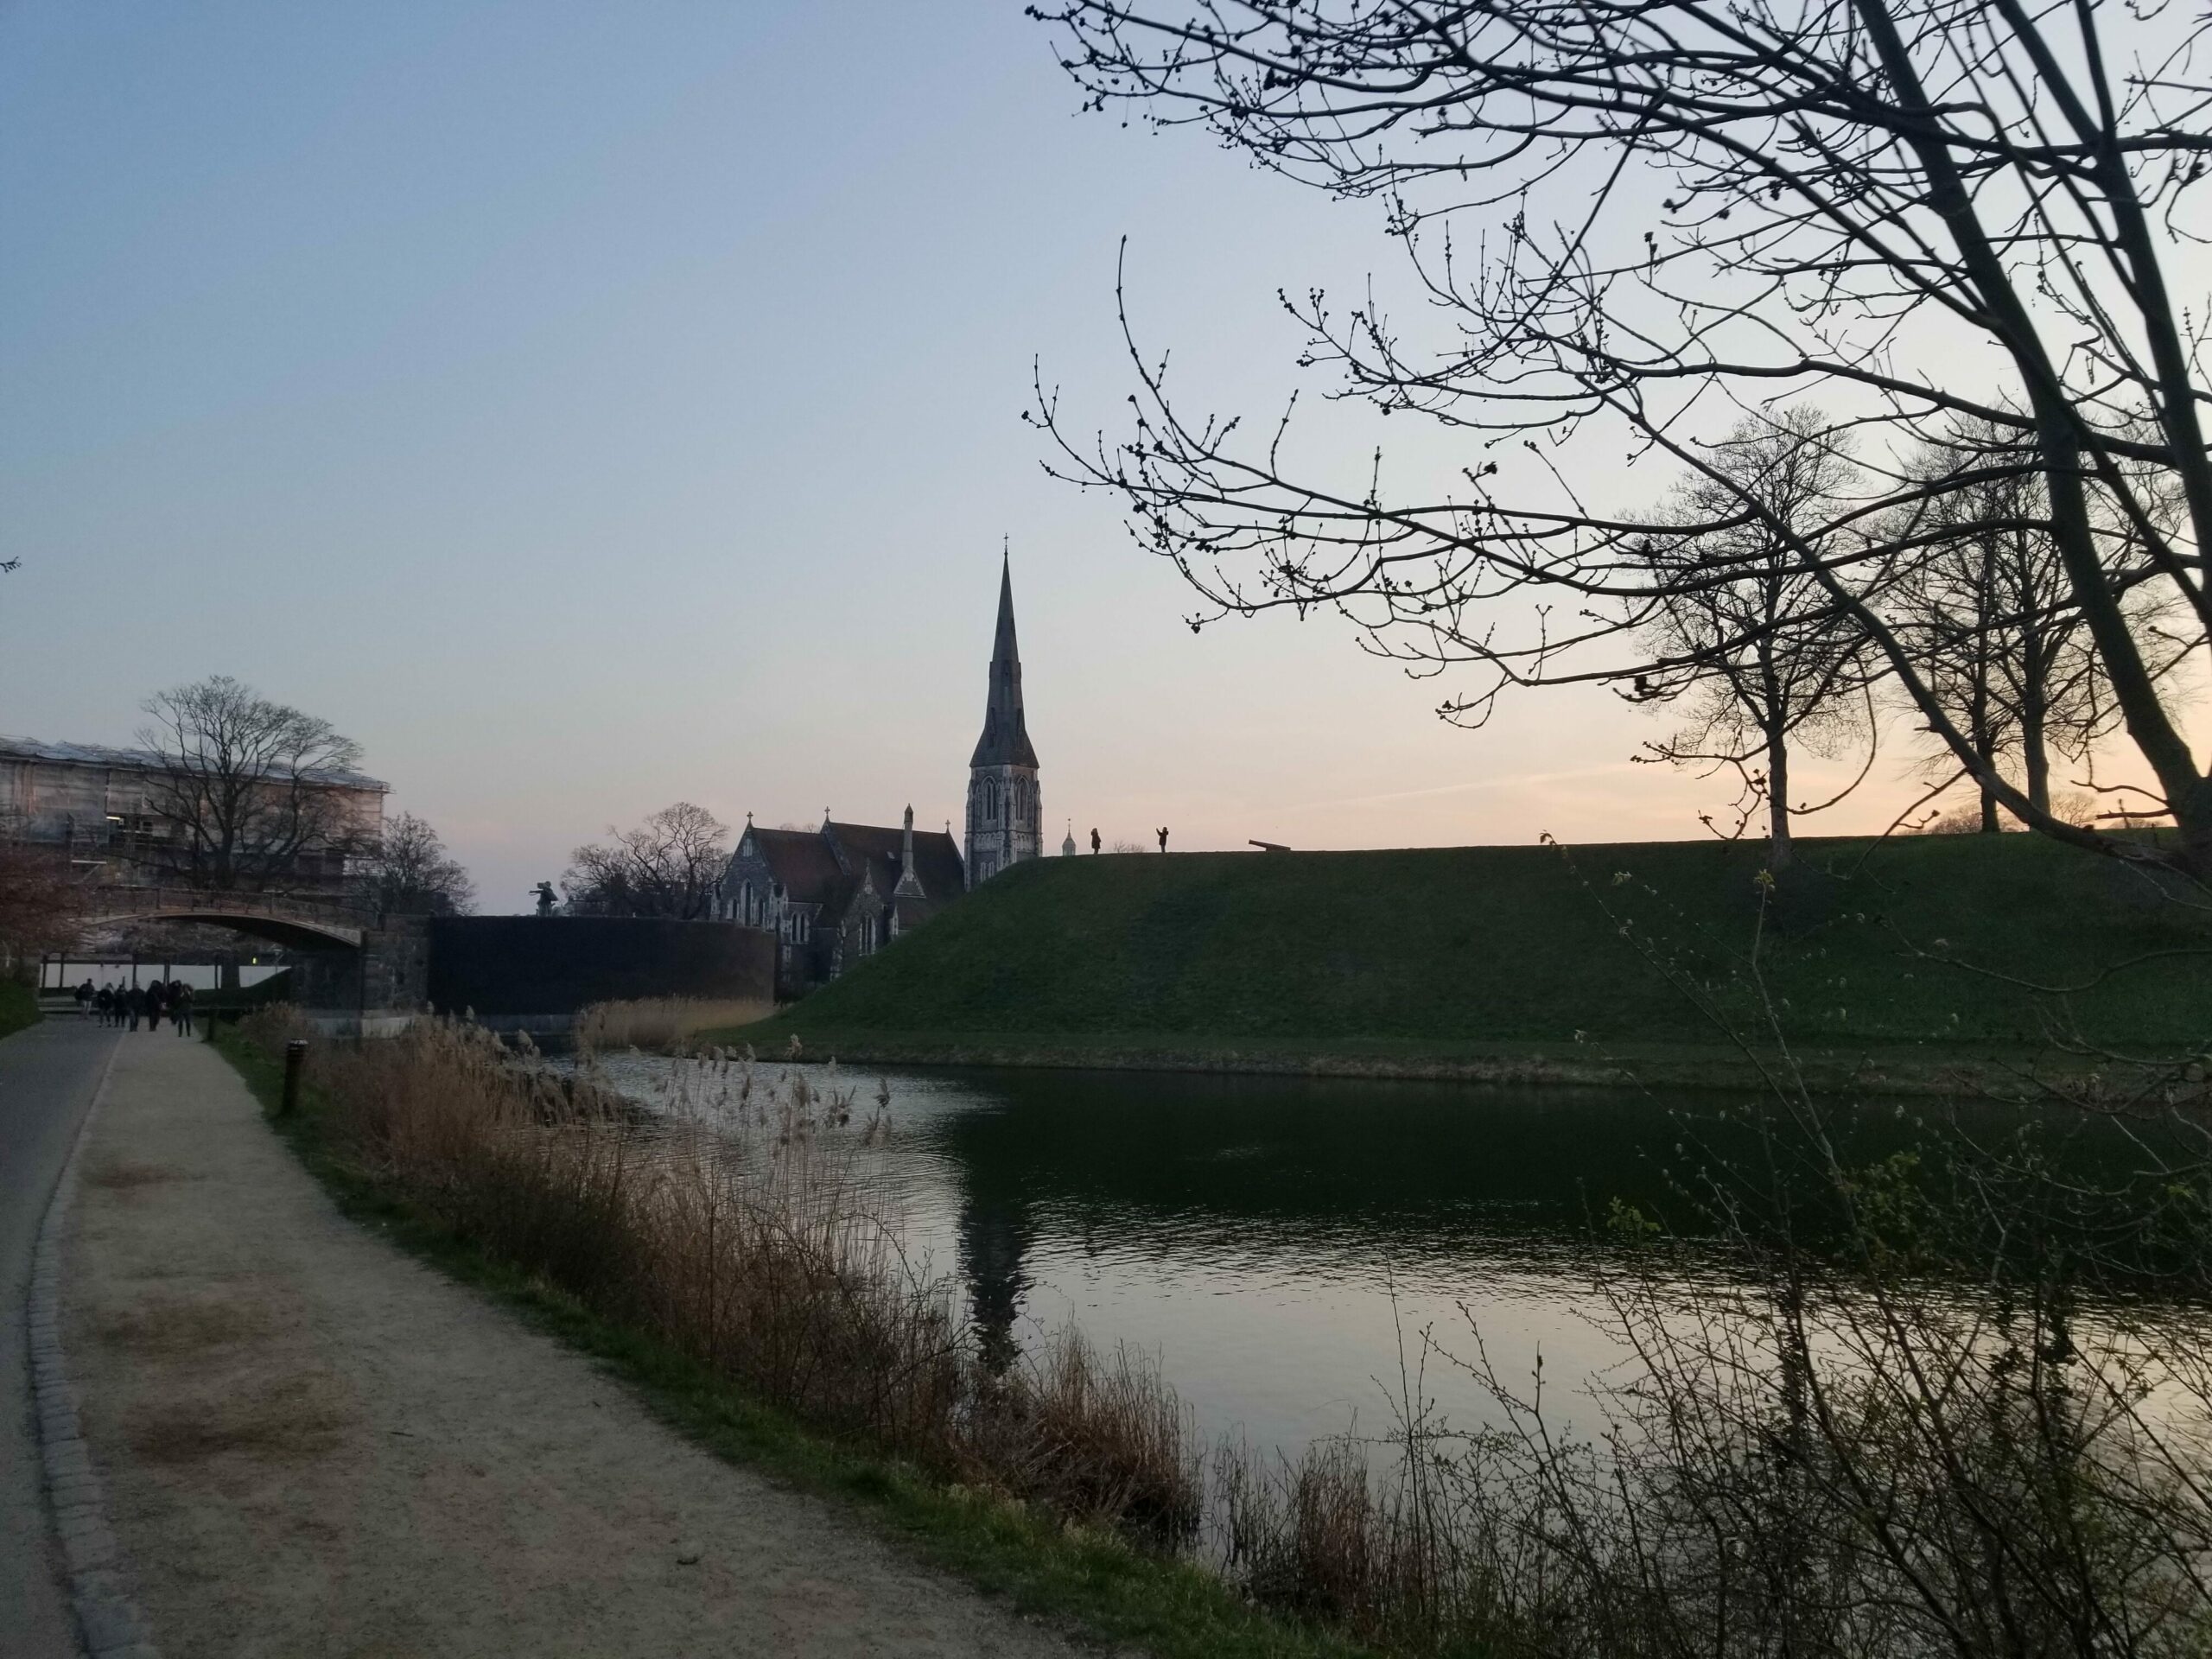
(964, 544, 1043, 888)
(969, 545, 1039, 769)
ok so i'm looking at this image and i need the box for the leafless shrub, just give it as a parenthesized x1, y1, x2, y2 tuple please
(984, 1330, 1204, 1545)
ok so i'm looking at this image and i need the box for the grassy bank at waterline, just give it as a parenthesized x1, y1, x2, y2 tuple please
(726, 835, 2211, 1088)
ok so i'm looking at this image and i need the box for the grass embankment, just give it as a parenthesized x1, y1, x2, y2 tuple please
(0, 979, 40, 1040)
(210, 1020, 1376, 1659)
(731, 834, 2212, 1088)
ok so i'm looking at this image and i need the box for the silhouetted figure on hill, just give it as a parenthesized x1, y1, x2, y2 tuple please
(1090, 827, 1100, 855)
(1157, 827, 1169, 853)
(533, 881, 558, 917)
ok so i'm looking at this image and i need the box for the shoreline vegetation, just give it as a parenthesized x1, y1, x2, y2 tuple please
(220, 1007, 2212, 1656)
(694, 1027, 2105, 1098)
(573, 995, 773, 1057)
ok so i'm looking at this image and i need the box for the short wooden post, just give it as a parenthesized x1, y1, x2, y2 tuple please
(281, 1039, 308, 1116)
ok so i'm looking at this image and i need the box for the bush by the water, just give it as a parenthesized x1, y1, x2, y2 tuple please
(242, 1010, 2212, 1656)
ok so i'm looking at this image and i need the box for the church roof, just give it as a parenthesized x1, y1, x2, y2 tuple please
(969, 556, 1040, 771)
(734, 825, 844, 906)
(730, 819, 965, 917)
(825, 820, 965, 904)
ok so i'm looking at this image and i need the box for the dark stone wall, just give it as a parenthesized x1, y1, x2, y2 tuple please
(284, 918, 430, 1013)
(425, 917, 776, 1017)
(364, 918, 430, 1010)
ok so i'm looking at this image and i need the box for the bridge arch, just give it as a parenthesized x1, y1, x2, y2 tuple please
(76, 888, 365, 950)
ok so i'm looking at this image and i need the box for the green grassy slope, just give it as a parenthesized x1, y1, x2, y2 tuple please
(0, 980, 39, 1042)
(760, 836, 2212, 1064)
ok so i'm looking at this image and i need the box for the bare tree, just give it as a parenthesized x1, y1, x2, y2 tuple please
(1902, 417, 2195, 831)
(136, 677, 372, 892)
(0, 833, 81, 976)
(1630, 410, 1873, 867)
(563, 803, 729, 920)
(359, 811, 476, 918)
(1033, 0, 2212, 874)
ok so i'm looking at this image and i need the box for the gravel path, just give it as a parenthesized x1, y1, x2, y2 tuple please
(59, 1035, 1090, 1657)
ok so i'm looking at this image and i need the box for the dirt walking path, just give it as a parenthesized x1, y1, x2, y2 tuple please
(58, 1035, 1090, 1657)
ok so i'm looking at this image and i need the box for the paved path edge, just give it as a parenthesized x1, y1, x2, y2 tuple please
(27, 1037, 160, 1659)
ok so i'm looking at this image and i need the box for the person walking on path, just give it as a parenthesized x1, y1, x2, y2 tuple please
(145, 982, 168, 1034)
(1157, 827, 1169, 853)
(172, 982, 194, 1037)
(95, 985, 114, 1027)
(127, 983, 147, 1033)
(74, 980, 92, 1019)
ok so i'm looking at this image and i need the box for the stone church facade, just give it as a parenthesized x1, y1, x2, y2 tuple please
(715, 551, 1047, 995)
(716, 810, 964, 996)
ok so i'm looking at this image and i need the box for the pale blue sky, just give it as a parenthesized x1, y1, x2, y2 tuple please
(3, 2, 1955, 906)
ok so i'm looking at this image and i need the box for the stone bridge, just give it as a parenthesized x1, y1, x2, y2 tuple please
(77, 887, 429, 1020)
(79, 886, 369, 950)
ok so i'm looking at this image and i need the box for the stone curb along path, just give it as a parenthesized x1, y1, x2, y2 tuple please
(26, 1038, 160, 1659)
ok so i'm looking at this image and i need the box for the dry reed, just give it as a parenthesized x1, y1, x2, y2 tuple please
(573, 996, 774, 1056)
(255, 1015, 1202, 1543)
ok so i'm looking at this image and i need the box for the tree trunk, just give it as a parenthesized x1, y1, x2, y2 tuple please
(2021, 697, 2050, 817)
(1971, 669, 2001, 834)
(1766, 731, 1794, 870)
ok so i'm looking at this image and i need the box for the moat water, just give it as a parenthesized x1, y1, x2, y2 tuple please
(580, 1054, 2130, 1462)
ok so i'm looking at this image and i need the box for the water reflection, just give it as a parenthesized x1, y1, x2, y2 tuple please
(955, 1156, 1037, 1375)
(579, 1054, 2134, 1458)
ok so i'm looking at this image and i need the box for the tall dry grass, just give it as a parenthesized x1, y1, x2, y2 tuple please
(574, 995, 774, 1055)
(256, 1014, 1202, 1541)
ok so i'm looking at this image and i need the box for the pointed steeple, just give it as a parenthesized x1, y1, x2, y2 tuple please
(969, 546, 1040, 769)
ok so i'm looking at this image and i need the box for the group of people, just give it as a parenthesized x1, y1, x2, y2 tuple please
(76, 978, 196, 1035)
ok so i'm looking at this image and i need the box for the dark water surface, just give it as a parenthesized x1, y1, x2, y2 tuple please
(583, 1055, 2113, 1459)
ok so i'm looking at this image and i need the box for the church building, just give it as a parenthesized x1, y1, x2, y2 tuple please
(965, 553, 1042, 886)
(715, 550, 1047, 995)
(716, 810, 964, 995)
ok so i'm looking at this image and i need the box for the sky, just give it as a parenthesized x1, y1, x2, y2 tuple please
(0, 2, 2152, 908)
